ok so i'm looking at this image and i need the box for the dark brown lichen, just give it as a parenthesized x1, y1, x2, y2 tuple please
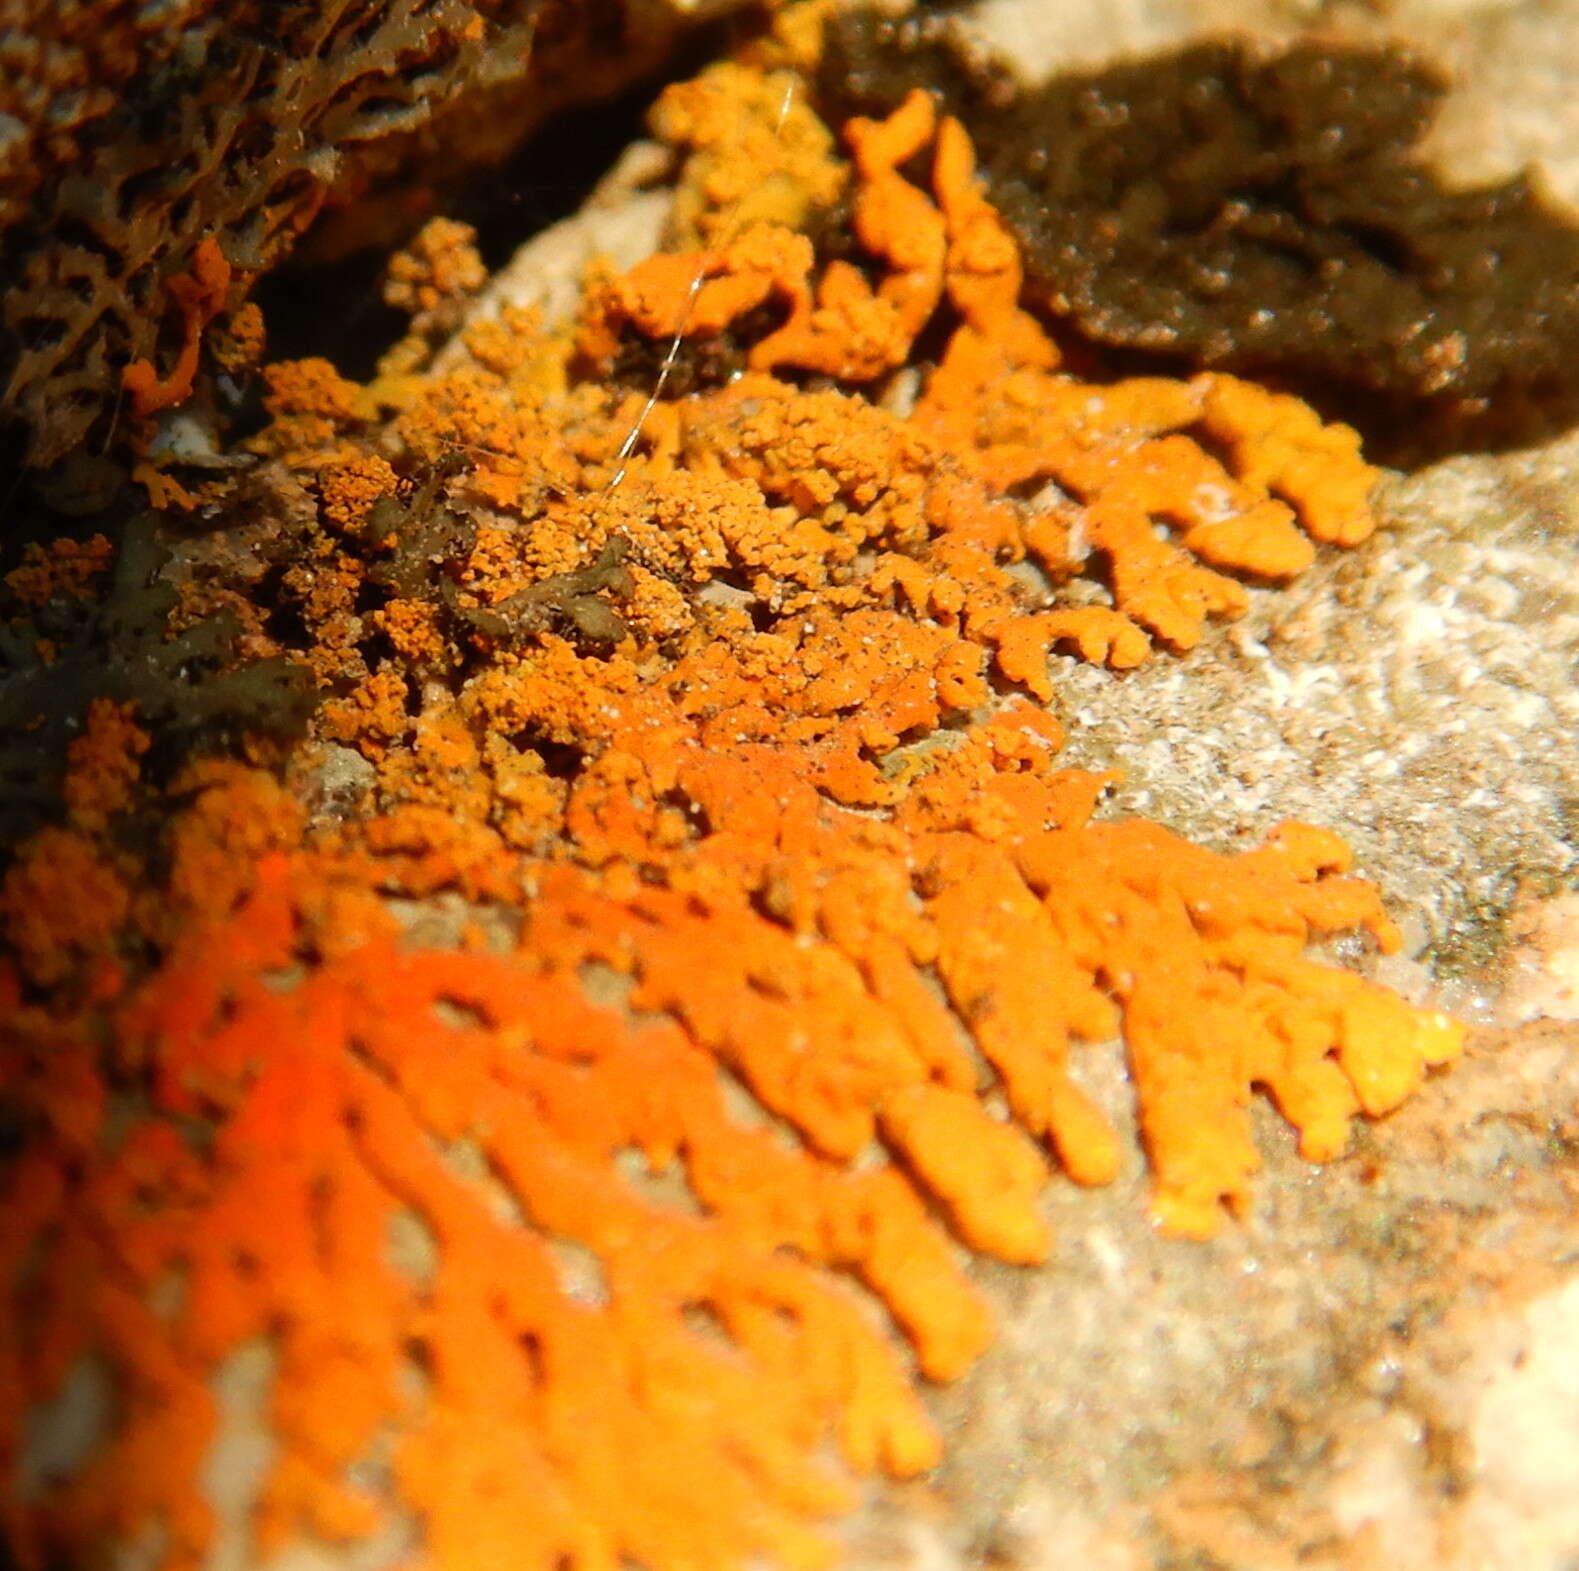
(0, 0, 751, 484)
(352, 456, 479, 601)
(817, 16, 1579, 460)
(454, 534, 635, 646)
(0, 513, 317, 851)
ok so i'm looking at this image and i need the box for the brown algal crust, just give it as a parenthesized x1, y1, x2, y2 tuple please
(816, 15, 1579, 460)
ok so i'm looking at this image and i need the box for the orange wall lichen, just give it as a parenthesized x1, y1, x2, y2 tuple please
(121, 237, 235, 419)
(1, 57, 1463, 1571)
(2, 724, 1461, 1571)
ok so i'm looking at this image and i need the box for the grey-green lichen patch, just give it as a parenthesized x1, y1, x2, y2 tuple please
(815, 17, 1579, 464)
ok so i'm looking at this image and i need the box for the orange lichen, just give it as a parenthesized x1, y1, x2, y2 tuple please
(320, 668, 412, 759)
(931, 116, 1056, 371)
(129, 460, 200, 512)
(652, 61, 847, 245)
(1, 52, 1449, 1571)
(2, 693, 1462, 1567)
(0, 827, 130, 989)
(207, 300, 268, 374)
(154, 762, 312, 935)
(579, 224, 817, 361)
(121, 237, 234, 418)
(62, 700, 150, 835)
(839, 89, 947, 343)
(913, 361, 1377, 649)
(4, 874, 950, 1571)
(3, 533, 113, 607)
(579, 96, 1377, 662)
(1194, 372, 1379, 547)
(263, 357, 379, 426)
(383, 216, 488, 325)
(585, 88, 940, 383)
(249, 357, 379, 467)
(373, 596, 452, 670)
(581, 87, 955, 382)
(374, 218, 492, 383)
(317, 453, 401, 533)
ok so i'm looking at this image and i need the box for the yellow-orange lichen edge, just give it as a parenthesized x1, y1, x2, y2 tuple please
(651, 59, 848, 246)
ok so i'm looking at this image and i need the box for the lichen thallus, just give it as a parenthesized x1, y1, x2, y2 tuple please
(406, 72, 803, 646)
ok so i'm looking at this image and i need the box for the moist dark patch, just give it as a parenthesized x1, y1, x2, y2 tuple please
(816, 15, 1579, 463)
(0, 512, 317, 854)
(599, 299, 791, 401)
